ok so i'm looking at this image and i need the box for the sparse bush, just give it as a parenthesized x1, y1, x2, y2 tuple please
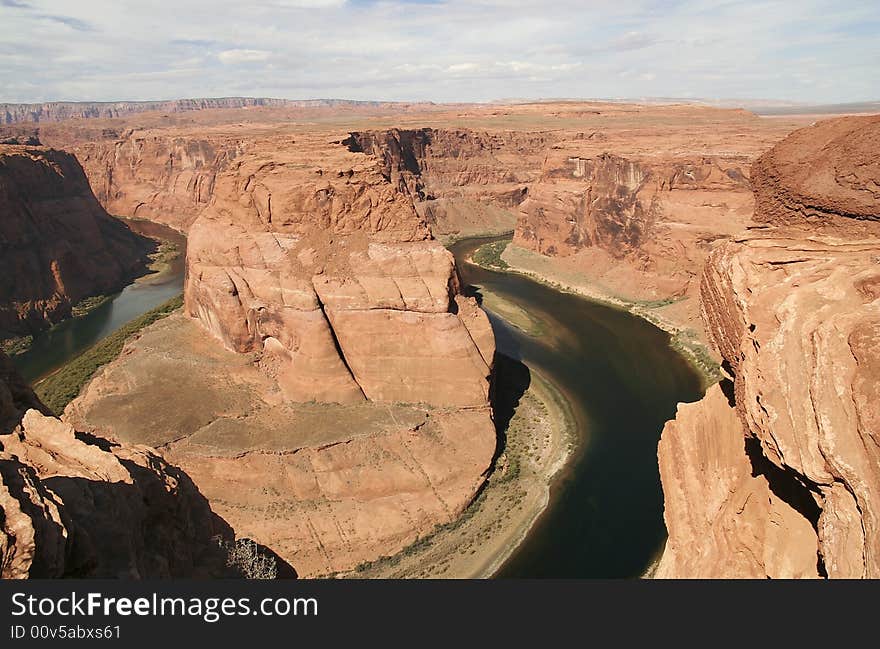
(220, 538, 278, 580)
(0, 334, 33, 356)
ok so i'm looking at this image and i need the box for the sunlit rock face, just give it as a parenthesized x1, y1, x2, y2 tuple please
(657, 115, 880, 579)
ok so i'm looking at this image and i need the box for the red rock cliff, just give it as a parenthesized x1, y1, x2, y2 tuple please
(657, 115, 880, 578)
(0, 146, 153, 344)
(0, 351, 230, 578)
(74, 132, 245, 232)
(184, 131, 495, 408)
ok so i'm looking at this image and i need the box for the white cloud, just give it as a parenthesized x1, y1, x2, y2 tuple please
(218, 48, 271, 64)
(0, 0, 876, 103)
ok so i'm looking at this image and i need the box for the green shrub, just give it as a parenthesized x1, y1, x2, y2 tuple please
(472, 240, 510, 270)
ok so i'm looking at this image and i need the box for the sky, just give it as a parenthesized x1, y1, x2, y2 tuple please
(0, 0, 878, 104)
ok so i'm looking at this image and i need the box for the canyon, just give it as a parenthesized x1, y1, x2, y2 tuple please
(61, 122, 498, 577)
(2, 97, 876, 579)
(0, 145, 154, 350)
(656, 115, 880, 578)
(10, 101, 805, 339)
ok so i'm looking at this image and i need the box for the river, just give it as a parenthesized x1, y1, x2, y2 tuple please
(12, 225, 702, 577)
(12, 219, 186, 384)
(448, 236, 704, 578)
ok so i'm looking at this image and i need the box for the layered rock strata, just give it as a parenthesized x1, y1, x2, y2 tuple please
(0, 352, 227, 579)
(183, 133, 494, 408)
(75, 133, 245, 231)
(66, 131, 498, 576)
(657, 115, 880, 578)
(0, 145, 153, 342)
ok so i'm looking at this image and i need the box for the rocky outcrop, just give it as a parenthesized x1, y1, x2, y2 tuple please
(657, 116, 880, 578)
(656, 384, 820, 578)
(74, 133, 246, 232)
(0, 352, 228, 579)
(184, 132, 494, 408)
(0, 146, 153, 343)
(752, 115, 880, 227)
(0, 352, 50, 432)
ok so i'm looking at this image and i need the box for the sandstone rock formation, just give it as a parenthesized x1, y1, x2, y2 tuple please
(74, 132, 244, 232)
(5, 102, 805, 338)
(65, 313, 497, 577)
(0, 352, 228, 579)
(183, 132, 494, 408)
(0, 145, 153, 343)
(752, 114, 880, 227)
(337, 108, 802, 337)
(657, 115, 880, 578)
(65, 128, 498, 577)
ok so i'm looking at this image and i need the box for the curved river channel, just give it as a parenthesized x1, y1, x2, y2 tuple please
(13, 227, 703, 577)
(449, 236, 704, 578)
(13, 220, 186, 384)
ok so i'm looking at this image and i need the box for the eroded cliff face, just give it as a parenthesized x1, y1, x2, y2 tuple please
(66, 130, 498, 577)
(344, 128, 549, 236)
(183, 132, 495, 407)
(75, 133, 245, 232)
(512, 147, 754, 313)
(0, 352, 228, 579)
(344, 114, 783, 336)
(657, 115, 880, 578)
(0, 146, 153, 343)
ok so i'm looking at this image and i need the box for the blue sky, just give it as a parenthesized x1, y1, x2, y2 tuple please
(0, 0, 877, 103)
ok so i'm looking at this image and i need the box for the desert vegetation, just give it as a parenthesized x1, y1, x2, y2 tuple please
(35, 294, 183, 414)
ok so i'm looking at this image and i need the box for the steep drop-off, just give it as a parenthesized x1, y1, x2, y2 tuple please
(657, 115, 880, 578)
(65, 130, 498, 576)
(75, 132, 244, 232)
(0, 145, 153, 345)
(0, 351, 230, 579)
(342, 109, 796, 336)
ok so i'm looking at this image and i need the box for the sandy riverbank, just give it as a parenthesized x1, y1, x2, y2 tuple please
(477, 241, 721, 386)
(349, 368, 575, 579)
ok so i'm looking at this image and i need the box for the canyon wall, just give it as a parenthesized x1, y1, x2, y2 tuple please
(657, 115, 880, 578)
(344, 128, 548, 237)
(74, 133, 245, 231)
(343, 110, 794, 336)
(1, 98, 412, 125)
(510, 141, 756, 328)
(65, 129, 498, 576)
(0, 351, 229, 578)
(0, 145, 153, 344)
